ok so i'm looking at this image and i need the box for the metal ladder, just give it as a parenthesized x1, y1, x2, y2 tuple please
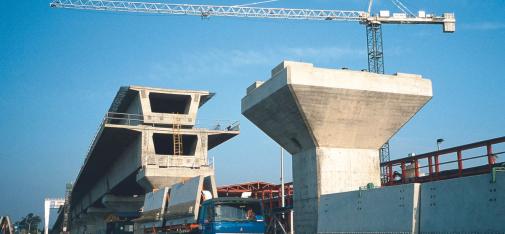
(173, 117, 183, 156)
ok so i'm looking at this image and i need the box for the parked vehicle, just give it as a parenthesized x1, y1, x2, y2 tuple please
(197, 197, 265, 234)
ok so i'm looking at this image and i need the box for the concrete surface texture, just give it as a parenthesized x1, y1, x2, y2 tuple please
(316, 170, 505, 233)
(110, 86, 215, 126)
(318, 183, 420, 233)
(67, 86, 238, 234)
(419, 171, 505, 232)
(242, 61, 432, 233)
(164, 175, 211, 226)
(136, 175, 217, 232)
(134, 187, 168, 230)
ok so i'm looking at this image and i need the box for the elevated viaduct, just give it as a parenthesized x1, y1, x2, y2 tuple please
(69, 86, 238, 233)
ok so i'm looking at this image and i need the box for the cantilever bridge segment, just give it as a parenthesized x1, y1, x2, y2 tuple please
(69, 86, 239, 233)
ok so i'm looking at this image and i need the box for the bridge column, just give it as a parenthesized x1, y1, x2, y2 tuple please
(44, 199, 49, 234)
(242, 61, 432, 233)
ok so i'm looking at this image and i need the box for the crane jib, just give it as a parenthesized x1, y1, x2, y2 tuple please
(50, 0, 454, 31)
(50, 0, 366, 21)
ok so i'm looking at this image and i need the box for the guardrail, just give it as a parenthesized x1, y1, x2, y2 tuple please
(143, 154, 213, 168)
(381, 136, 505, 185)
(103, 111, 240, 131)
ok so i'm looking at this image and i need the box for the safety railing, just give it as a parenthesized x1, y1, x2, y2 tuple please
(103, 111, 240, 131)
(217, 182, 295, 211)
(143, 154, 212, 169)
(381, 136, 505, 186)
(79, 117, 107, 171)
(104, 112, 144, 126)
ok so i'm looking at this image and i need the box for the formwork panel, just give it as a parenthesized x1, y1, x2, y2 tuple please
(164, 176, 204, 226)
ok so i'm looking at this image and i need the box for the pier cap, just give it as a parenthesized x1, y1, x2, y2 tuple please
(242, 61, 432, 154)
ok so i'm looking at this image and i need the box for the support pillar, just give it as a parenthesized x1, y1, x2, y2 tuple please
(242, 61, 432, 233)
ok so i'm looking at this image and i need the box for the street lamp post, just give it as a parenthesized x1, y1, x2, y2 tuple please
(280, 146, 285, 208)
(436, 138, 445, 151)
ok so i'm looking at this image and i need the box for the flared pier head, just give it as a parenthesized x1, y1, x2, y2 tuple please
(242, 61, 432, 233)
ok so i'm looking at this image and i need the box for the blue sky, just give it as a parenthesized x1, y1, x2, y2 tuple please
(1, 0, 504, 223)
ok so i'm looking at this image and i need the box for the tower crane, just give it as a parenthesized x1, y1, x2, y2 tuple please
(49, 0, 455, 181)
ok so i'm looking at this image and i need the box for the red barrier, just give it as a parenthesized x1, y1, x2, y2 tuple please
(382, 136, 505, 186)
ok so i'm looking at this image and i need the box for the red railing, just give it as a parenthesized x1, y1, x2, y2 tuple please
(217, 181, 295, 233)
(382, 136, 505, 186)
(217, 182, 294, 212)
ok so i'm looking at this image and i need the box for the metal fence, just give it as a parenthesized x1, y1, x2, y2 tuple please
(382, 136, 505, 185)
(143, 154, 212, 168)
(103, 111, 240, 131)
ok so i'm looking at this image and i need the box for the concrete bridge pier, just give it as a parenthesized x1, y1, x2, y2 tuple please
(242, 61, 432, 233)
(71, 209, 107, 234)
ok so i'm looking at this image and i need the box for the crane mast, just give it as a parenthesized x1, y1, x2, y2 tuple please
(49, 0, 455, 182)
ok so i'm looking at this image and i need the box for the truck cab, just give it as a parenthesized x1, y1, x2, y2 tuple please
(198, 197, 265, 234)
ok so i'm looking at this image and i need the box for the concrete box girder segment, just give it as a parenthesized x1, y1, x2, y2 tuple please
(109, 85, 214, 127)
(242, 61, 432, 233)
(71, 124, 239, 213)
(70, 86, 238, 230)
(101, 194, 144, 212)
(70, 127, 143, 209)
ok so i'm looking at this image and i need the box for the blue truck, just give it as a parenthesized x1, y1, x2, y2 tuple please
(197, 197, 265, 234)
